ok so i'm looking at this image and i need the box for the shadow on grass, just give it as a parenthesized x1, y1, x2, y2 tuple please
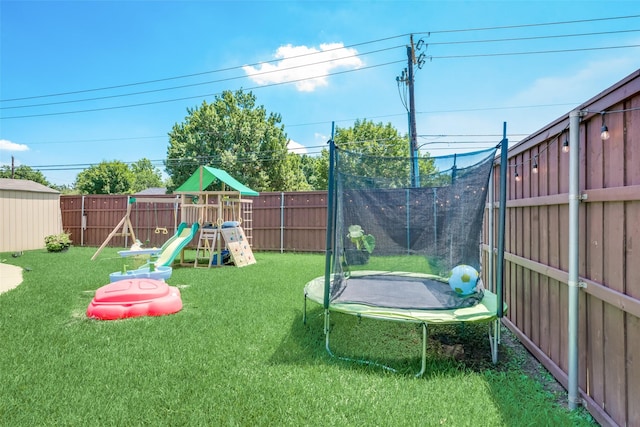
(270, 304, 499, 379)
(267, 306, 329, 367)
(270, 306, 596, 425)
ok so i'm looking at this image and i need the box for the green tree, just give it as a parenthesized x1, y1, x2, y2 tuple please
(283, 152, 312, 191)
(299, 154, 319, 189)
(332, 119, 437, 187)
(314, 148, 330, 190)
(130, 158, 163, 193)
(163, 176, 174, 191)
(299, 150, 330, 190)
(334, 119, 409, 157)
(74, 160, 133, 194)
(0, 165, 51, 187)
(166, 89, 302, 192)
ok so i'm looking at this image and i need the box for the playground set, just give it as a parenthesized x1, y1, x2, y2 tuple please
(87, 167, 258, 320)
(173, 166, 258, 268)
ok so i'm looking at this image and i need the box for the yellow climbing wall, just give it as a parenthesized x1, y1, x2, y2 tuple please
(220, 226, 256, 267)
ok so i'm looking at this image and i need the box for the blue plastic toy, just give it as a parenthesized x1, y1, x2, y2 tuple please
(448, 265, 479, 296)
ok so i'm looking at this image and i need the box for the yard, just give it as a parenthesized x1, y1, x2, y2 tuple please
(0, 248, 595, 426)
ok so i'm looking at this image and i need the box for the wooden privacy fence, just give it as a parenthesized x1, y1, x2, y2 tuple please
(482, 69, 640, 427)
(60, 191, 328, 252)
(59, 70, 640, 427)
(60, 195, 181, 249)
(252, 192, 327, 252)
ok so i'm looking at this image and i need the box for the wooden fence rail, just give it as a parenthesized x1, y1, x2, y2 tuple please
(481, 69, 640, 427)
(60, 191, 328, 253)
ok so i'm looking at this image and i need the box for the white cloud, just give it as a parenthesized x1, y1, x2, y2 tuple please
(243, 43, 364, 92)
(0, 139, 29, 152)
(287, 139, 308, 154)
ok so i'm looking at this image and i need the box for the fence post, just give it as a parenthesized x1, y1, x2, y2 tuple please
(280, 192, 285, 253)
(81, 195, 85, 247)
(567, 109, 584, 410)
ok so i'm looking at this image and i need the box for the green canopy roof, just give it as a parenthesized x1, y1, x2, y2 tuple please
(174, 166, 259, 196)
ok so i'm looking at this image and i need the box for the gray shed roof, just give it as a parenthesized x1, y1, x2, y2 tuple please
(0, 178, 59, 194)
(134, 187, 168, 195)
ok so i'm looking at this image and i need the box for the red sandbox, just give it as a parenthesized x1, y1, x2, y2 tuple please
(87, 278, 182, 320)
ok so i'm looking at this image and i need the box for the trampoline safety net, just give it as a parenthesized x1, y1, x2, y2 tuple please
(329, 145, 498, 304)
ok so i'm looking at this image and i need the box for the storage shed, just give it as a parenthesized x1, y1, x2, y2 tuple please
(0, 178, 63, 252)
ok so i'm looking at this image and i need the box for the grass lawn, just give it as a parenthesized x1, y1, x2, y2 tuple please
(0, 247, 595, 426)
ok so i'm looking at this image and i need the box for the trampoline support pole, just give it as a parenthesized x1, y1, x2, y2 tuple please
(488, 169, 494, 293)
(323, 310, 429, 377)
(415, 323, 428, 378)
(323, 125, 336, 310)
(324, 309, 331, 351)
(303, 294, 307, 325)
(490, 319, 499, 364)
(495, 122, 508, 356)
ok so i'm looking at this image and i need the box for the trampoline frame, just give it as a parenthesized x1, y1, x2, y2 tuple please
(304, 275, 501, 377)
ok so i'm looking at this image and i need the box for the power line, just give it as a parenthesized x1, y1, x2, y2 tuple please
(31, 136, 503, 170)
(415, 14, 640, 35)
(427, 43, 640, 60)
(417, 102, 580, 115)
(5, 35, 634, 120)
(0, 35, 409, 103)
(14, 104, 569, 146)
(2, 45, 404, 110)
(4, 14, 639, 104)
(29, 103, 640, 155)
(424, 28, 640, 46)
(1, 60, 405, 120)
(30, 141, 502, 173)
(6, 29, 639, 111)
(25, 135, 167, 145)
(418, 133, 528, 138)
(4, 39, 636, 119)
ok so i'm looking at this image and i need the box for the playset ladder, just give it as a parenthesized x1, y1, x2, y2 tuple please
(194, 227, 220, 268)
(241, 201, 253, 244)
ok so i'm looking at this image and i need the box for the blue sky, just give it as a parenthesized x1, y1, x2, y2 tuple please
(1, 0, 639, 186)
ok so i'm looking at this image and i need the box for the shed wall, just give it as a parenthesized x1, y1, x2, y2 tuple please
(0, 190, 62, 252)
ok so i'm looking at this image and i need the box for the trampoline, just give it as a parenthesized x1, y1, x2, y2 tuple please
(304, 131, 509, 376)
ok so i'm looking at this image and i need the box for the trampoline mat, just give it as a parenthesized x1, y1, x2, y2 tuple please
(333, 274, 483, 310)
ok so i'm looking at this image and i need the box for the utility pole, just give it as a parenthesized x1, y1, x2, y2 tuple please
(407, 35, 419, 187)
(397, 35, 426, 187)
(11, 156, 15, 179)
